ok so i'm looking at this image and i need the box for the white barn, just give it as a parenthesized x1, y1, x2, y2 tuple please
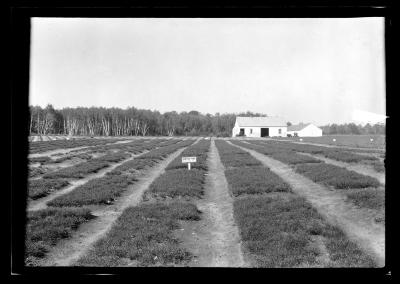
(287, 123, 322, 137)
(232, 117, 287, 138)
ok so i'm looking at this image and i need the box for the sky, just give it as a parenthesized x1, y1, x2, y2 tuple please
(30, 18, 386, 125)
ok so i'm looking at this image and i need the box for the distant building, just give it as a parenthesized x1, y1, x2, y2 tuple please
(232, 116, 287, 138)
(287, 123, 322, 137)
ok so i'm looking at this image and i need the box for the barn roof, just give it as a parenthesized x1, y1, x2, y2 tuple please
(236, 116, 287, 127)
(287, 123, 312, 131)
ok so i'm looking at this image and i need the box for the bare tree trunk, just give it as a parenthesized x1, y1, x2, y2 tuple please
(134, 120, 140, 136)
(29, 115, 33, 136)
(141, 122, 149, 136)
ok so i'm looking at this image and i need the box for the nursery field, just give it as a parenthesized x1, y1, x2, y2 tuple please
(24, 136, 385, 268)
(271, 135, 385, 149)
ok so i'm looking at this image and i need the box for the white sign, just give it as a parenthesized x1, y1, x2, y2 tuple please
(182, 157, 197, 163)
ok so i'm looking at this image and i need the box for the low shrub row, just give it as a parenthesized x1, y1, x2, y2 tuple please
(25, 208, 95, 264)
(217, 139, 376, 267)
(28, 179, 70, 200)
(249, 140, 379, 164)
(41, 151, 131, 180)
(42, 160, 111, 179)
(166, 139, 210, 171)
(42, 139, 195, 207)
(29, 167, 46, 178)
(137, 139, 195, 160)
(29, 156, 52, 164)
(344, 188, 385, 211)
(47, 175, 138, 207)
(225, 166, 291, 196)
(77, 202, 200, 266)
(146, 139, 210, 199)
(230, 140, 321, 165)
(29, 138, 122, 154)
(215, 140, 262, 168)
(234, 195, 376, 267)
(295, 163, 380, 189)
(75, 140, 208, 266)
(147, 169, 205, 199)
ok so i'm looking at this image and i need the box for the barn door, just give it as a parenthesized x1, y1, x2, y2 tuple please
(261, 128, 269, 137)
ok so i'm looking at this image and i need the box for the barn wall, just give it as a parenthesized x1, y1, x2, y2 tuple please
(288, 124, 323, 137)
(300, 125, 322, 137)
(269, 127, 287, 137)
(232, 126, 287, 137)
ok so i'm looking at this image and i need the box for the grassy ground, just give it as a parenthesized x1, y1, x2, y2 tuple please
(25, 208, 95, 265)
(77, 201, 200, 266)
(295, 163, 380, 189)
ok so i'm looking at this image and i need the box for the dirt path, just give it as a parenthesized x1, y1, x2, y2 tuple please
(178, 139, 246, 267)
(298, 152, 385, 186)
(40, 146, 189, 267)
(228, 141, 385, 267)
(27, 151, 148, 212)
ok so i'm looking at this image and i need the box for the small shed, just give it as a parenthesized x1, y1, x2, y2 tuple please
(287, 123, 322, 137)
(232, 116, 287, 138)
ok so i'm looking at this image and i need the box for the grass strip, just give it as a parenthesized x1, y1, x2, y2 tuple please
(77, 202, 200, 266)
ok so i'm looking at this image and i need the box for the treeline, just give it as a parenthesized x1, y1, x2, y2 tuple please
(320, 123, 385, 135)
(29, 105, 267, 137)
(29, 104, 385, 137)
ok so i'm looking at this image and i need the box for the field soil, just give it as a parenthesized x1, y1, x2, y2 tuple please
(298, 152, 385, 186)
(176, 139, 246, 267)
(39, 146, 188, 266)
(228, 141, 385, 267)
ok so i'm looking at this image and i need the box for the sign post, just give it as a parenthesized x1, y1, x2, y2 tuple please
(182, 157, 197, 170)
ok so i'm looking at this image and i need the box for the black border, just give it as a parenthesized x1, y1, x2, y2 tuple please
(9, 0, 394, 279)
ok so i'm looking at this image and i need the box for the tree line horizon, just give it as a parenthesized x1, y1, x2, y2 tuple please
(29, 104, 385, 137)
